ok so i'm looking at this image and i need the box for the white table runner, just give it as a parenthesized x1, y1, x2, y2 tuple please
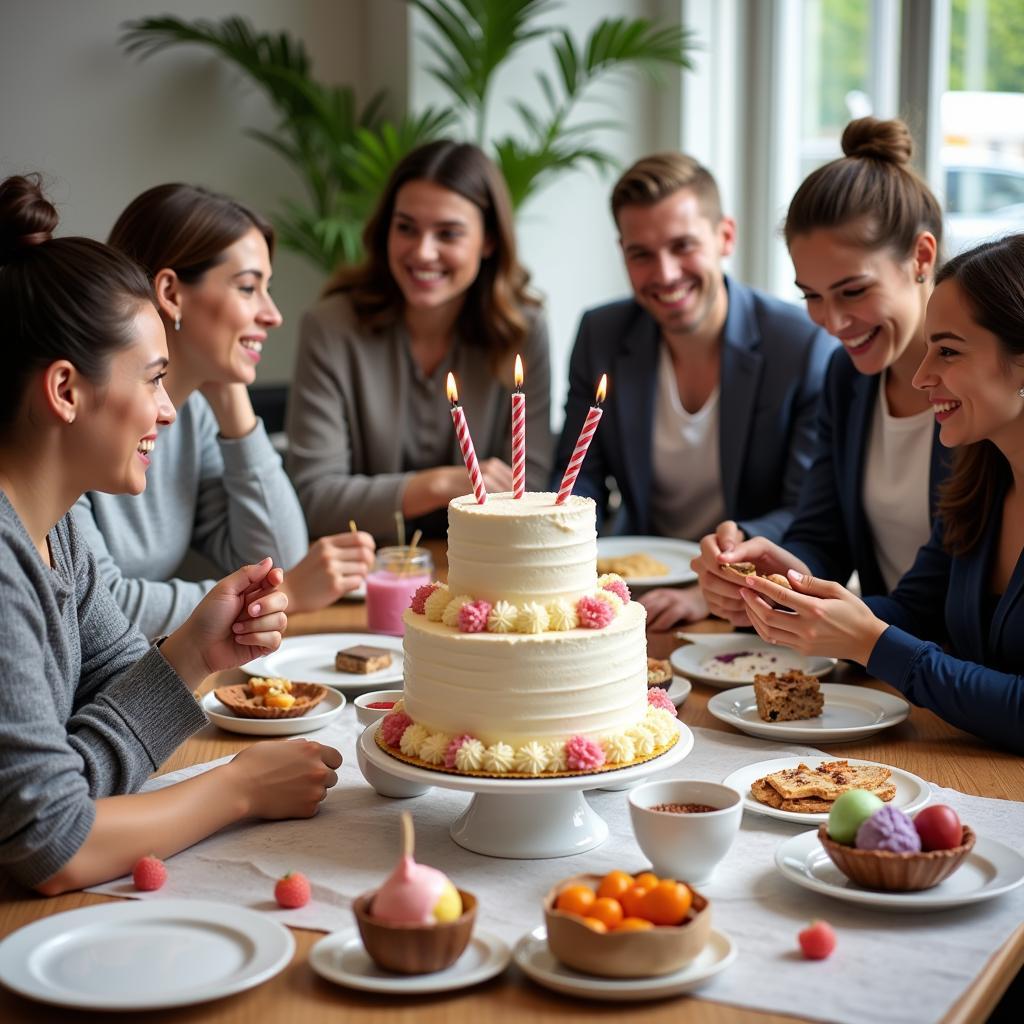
(87, 715, 1024, 1024)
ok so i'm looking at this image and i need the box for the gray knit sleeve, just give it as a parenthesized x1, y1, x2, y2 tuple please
(192, 396, 309, 573)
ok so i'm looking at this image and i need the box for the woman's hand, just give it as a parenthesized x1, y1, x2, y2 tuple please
(403, 459, 515, 517)
(738, 570, 887, 664)
(224, 739, 343, 820)
(161, 557, 288, 685)
(639, 587, 709, 630)
(691, 522, 811, 627)
(281, 531, 376, 613)
(199, 381, 258, 439)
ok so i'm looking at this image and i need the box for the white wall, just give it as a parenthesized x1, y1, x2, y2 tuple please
(0, 0, 372, 384)
(2, 0, 689, 408)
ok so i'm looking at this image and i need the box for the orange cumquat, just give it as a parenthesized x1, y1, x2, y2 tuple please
(555, 883, 596, 916)
(587, 896, 624, 930)
(596, 869, 634, 900)
(640, 879, 692, 926)
(615, 917, 655, 931)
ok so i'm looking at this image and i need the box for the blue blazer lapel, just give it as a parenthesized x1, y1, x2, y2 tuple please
(718, 283, 763, 514)
(613, 316, 659, 533)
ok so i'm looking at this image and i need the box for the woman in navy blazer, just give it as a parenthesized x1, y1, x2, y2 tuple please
(683, 118, 949, 631)
(738, 234, 1024, 753)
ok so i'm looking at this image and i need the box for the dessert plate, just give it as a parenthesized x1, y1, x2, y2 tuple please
(202, 687, 346, 736)
(775, 830, 1024, 910)
(514, 925, 735, 1001)
(706, 683, 909, 742)
(595, 536, 700, 587)
(309, 928, 510, 993)
(670, 637, 834, 688)
(0, 899, 294, 1011)
(242, 633, 404, 690)
(665, 675, 691, 707)
(722, 755, 930, 825)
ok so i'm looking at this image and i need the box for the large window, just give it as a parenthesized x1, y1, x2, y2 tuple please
(941, 0, 1024, 254)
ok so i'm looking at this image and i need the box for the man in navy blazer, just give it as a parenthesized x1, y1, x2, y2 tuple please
(554, 153, 835, 620)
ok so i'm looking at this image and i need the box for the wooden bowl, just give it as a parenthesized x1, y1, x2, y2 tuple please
(818, 823, 976, 891)
(543, 873, 711, 978)
(353, 889, 476, 974)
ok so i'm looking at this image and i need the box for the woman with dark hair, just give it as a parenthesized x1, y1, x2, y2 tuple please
(73, 184, 375, 638)
(286, 140, 552, 541)
(738, 233, 1024, 752)
(0, 175, 340, 894)
(684, 118, 949, 630)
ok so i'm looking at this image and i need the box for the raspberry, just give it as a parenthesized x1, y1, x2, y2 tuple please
(798, 920, 836, 960)
(132, 854, 167, 892)
(274, 871, 311, 909)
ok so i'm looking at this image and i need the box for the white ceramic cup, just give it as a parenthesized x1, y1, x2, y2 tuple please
(628, 780, 743, 884)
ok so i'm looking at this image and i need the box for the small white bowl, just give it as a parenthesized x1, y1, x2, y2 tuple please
(628, 781, 742, 885)
(353, 689, 404, 729)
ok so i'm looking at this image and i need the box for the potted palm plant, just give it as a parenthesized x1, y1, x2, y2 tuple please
(121, 2, 695, 273)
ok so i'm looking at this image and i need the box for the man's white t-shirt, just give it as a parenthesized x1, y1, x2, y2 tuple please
(648, 345, 726, 541)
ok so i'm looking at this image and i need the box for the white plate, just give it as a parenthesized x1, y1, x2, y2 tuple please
(722, 755, 931, 825)
(653, 675, 691, 707)
(670, 637, 834, 688)
(595, 536, 700, 587)
(775, 830, 1024, 911)
(243, 633, 404, 691)
(202, 687, 346, 736)
(514, 925, 735, 1001)
(309, 927, 510, 993)
(707, 684, 909, 742)
(0, 899, 294, 1011)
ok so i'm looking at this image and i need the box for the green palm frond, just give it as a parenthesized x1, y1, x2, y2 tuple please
(410, 0, 555, 109)
(119, 15, 453, 270)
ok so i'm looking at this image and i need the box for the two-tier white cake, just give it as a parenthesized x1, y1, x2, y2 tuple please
(375, 492, 678, 777)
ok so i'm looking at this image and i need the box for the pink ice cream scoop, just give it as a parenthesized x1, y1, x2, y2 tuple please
(855, 804, 922, 852)
(371, 812, 463, 925)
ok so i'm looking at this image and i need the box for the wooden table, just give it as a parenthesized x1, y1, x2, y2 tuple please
(2, 552, 1021, 1023)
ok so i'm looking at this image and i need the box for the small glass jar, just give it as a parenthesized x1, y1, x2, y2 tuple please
(366, 546, 434, 636)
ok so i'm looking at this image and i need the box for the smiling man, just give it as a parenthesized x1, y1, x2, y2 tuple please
(554, 153, 835, 619)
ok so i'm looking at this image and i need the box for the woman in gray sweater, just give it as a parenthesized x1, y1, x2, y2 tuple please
(0, 175, 341, 894)
(72, 185, 376, 638)
(286, 140, 553, 541)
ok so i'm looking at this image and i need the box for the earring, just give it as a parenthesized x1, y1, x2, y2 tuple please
(174, 315, 181, 332)
(916, 274, 926, 283)
(65, 414, 75, 424)
(1017, 387, 1024, 399)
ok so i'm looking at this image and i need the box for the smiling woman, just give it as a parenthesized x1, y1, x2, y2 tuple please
(691, 117, 951, 632)
(0, 174, 341, 895)
(736, 233, 1024, 754)
(70, 184, 377, 638)
(286, 140, 553, 543)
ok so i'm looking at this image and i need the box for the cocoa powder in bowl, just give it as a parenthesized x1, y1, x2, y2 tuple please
(649, 802, 719, 814)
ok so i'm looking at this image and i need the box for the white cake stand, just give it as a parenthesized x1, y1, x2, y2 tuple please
(357, 721, 694, 859)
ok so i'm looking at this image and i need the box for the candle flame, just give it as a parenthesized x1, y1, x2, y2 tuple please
(595, 374, 608, 404)
(446, 371, 459, 404)
(514, 353, 524, 389)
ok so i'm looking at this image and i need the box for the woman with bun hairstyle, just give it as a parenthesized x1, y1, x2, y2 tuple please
(688, 118, 949, 628)
(0, 175, 341, 894)
(286, 140, 552, 541)
(737, 233, 1024, 752)
(73, 184, 375, 639)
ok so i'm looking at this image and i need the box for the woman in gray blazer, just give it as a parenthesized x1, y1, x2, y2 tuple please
(287, 141, 552, 542)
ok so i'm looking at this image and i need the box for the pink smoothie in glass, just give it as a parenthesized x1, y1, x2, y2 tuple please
(366, 570, 431, 635)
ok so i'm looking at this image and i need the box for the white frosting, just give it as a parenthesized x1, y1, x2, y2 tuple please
(445, 492, 597, 605)
(402, 601, 648, 747)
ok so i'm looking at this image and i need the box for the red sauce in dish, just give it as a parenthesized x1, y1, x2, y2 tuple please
(365, 701, 396, 710)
